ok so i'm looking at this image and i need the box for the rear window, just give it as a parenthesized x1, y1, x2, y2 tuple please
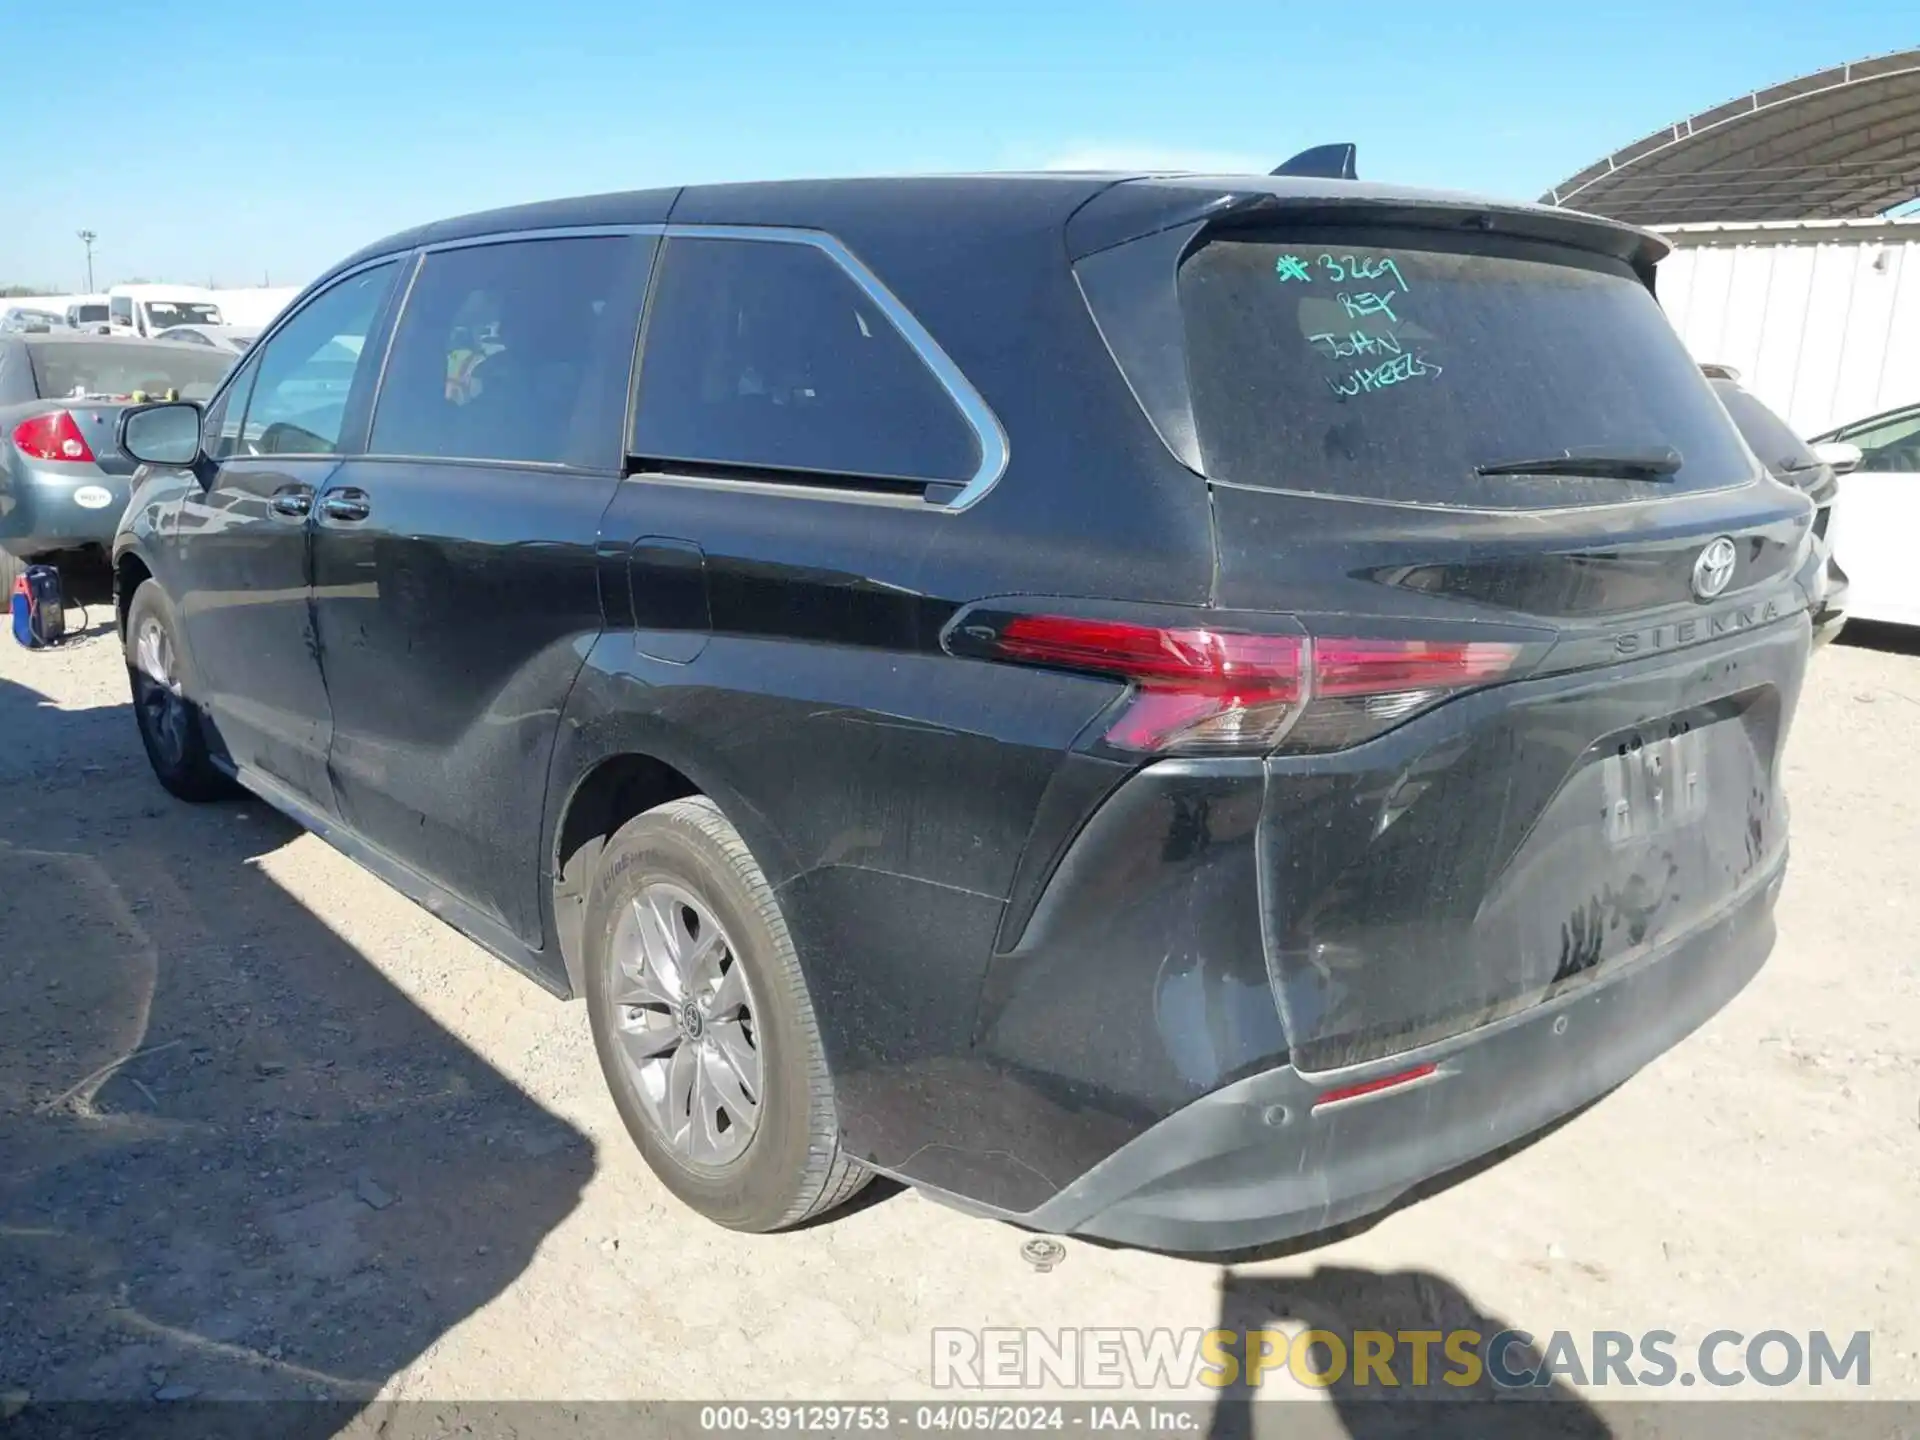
(72, 304, 108, 324)
(27, 341, 232, 401)
(1177, 228, 1755, 509)
(145, 301, 223, 328)
(1710, 379, 1815, 478)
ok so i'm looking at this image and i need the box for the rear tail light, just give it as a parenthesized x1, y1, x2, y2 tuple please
(12, 411, 95, 463)
(974, 614, 1520, 755)
(1280, 637, 1519, 753)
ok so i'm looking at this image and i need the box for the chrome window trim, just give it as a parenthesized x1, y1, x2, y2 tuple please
(351, 452, 619, 478)
(372, 222, 1010, 510)
(419, 224, 667, 250)
(624, 467, 932, 509)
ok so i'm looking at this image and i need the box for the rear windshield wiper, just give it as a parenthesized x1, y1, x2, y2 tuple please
(1474, 445, 1683, 480)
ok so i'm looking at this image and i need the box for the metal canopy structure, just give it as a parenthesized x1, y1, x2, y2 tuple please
(1543, 49, 1920, 225)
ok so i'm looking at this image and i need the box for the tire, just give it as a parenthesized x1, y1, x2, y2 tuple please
(124, 581, 234, 802)
(584, 796, 868, 1231)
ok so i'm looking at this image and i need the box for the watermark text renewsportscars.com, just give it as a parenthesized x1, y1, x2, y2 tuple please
(931, 1327, 1872, 1392)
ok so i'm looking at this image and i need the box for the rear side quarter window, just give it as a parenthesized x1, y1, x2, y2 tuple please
(630, 235, 980, 488)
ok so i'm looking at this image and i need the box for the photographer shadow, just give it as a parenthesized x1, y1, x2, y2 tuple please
(0, 669, 593, 1437)
(1206, 1267, 1612, 1440)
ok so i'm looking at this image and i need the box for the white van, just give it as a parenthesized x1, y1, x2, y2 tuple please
(107, 284, 225, 338)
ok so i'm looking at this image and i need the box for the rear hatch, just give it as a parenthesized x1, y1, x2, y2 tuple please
(1072, 185, 1816, 1072)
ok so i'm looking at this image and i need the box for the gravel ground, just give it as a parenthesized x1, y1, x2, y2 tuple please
(1, 591, 1914, 1424)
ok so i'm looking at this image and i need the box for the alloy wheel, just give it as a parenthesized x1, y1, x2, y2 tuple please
(608, 880, 764, 1166)
(133, 616, 189, 769)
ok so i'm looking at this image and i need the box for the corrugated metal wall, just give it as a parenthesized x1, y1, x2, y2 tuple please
(1657, 221, 1920, 436)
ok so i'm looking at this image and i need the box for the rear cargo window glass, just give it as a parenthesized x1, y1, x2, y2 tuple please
(631, 236, 978, 484)
(27, 342, 232, 402)
(372, 235, 655, 469)
(1178, 229, 1755, 509)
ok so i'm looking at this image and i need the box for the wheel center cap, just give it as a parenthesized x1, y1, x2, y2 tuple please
(678, 999, 705, 1039)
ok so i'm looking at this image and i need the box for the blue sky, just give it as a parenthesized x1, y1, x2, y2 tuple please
(6, 0, 1914, 291)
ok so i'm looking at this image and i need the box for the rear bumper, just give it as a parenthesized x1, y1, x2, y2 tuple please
(1013, 856, 1780, 1253)
(950, 616, 1804, 1225)
(0, 465, 126, 556)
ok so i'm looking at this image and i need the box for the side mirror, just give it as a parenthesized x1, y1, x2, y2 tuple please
(1813, 440, 1863, 476)
(119, 401, 205, 468)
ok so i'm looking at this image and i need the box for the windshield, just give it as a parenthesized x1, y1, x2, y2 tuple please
(27, 342, 233, 402)
(143, 300, 224, 329)
(1177, 227, 1756, 509)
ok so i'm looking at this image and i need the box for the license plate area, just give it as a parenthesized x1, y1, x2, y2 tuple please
(1600, 721, 1710, 845)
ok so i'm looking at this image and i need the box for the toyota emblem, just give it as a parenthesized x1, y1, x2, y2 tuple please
(1692, 537, 1737, 600)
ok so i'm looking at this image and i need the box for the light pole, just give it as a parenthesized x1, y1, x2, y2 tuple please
(76, 231, 97, 293)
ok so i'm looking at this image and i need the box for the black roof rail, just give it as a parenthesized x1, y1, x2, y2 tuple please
(1270, 143, 1357, 181)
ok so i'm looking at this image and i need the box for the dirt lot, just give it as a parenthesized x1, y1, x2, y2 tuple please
(1, 594, 1915, 1422)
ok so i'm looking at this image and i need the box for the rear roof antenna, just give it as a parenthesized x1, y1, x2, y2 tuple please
(1271, 143, 1358, 181)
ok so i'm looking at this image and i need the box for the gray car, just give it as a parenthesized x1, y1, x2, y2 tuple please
(0, 334, 231, 589)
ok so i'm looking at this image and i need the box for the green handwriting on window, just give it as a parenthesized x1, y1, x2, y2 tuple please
(1276, 252, 1438, 399)
(1272, 253, 1410, 291)
(1326, 351, 1442, 397)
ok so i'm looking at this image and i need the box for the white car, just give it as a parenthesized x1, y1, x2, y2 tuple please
(1814, 403, 1920, 628)
(106, 285, 225, 338)
(152, 324, 260, 355)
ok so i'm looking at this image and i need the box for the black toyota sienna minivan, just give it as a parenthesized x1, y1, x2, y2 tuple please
(112, 171, 1814, 1252)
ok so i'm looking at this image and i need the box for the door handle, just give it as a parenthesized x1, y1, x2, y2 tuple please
(320, 487, 370, 523)
(269, 484, 312, 518)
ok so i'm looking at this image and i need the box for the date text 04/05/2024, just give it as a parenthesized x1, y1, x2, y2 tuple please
(697, 1404, 1200, 1432)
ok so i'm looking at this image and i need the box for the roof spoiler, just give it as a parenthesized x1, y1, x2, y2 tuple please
(1271, 143, 1357, 181)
